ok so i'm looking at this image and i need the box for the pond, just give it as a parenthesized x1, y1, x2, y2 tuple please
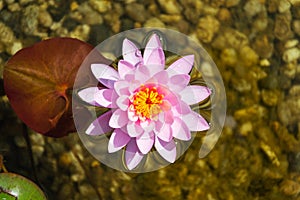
(0, 0, 300, 199)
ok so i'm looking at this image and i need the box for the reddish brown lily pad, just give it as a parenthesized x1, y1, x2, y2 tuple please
(3, 38, 96, 137)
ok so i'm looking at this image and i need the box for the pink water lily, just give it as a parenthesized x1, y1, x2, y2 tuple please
(78, 34, 211, 170)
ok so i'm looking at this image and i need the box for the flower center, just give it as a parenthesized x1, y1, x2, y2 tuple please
(132, 85, 164, 120)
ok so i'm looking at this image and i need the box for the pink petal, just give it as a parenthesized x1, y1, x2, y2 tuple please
(175, 100, 191, 115)
(171, 117, 191, 141)
(168, 74, 190, 92)
(152, 70, 169, 85)
(167, 55, 194, 75)
(109, 109, 128, 128)
(154, 136, 176, 163)
(108, 128, 130, 153)
(180, 85, 211, 105)
(160, 100, 171, 112)
(116, 95, 129, 111)
(118, 60, 135, 79)
(143, 34, 165, 67)
(155, 124, 173, 142)
(128, 80, 141, 93)
(122, 39, 143, 67)
(140, 120, 155, 132)
(78, 87, 101, 106)
(182, 111, 210, 131)
(86, 111, 113, 135)
(134, 65, 150, 83)
(147, 64, 165, 77)
(163, 110, 174, 124)
(124, 72, 135, 82)
(125, 139, 144, 170)
(155, 118, 164, 131)
(94, 88, 117, 108)
(114, 81, 131, 96)
(136, 131, 155, 154)
(127, 105, 139, 122)
(163, 89, 180, 106)
(127, 121, 143, 137)
(91, 64, 120, 88)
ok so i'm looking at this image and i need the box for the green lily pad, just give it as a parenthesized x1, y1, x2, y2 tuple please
(0, 173, 46, 200)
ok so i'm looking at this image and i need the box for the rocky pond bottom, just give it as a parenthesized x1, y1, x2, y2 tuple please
(1, 0, 300, 199)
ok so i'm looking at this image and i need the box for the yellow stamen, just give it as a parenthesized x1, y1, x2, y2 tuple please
(132, 86, 164, 119)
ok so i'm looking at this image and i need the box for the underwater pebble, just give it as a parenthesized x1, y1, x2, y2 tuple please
(232, 78, 252, 92)
(253, 13, 268, 32)
(58, 152, 73, 168)
(244, 0, 264, 18)
(278, 102, 292, 126)
(8, 2, 20, 12)
(289, 85, 300, 96)
(38, 10, 53, 28)
(144, 17, 165, 28)
(226, 0, 240, 7)
(196, 15, 220, 43)
(280, 179, 300, 196)
(47, 140, 66, 154)
(252, 35, 274, 58)
(220, 48, 237, 66)
(78, 183, 98, 199)
(260, 59, 271, 67)
(77, 2, 103, 25)
(157, 0, 181, 14)
(0, 22, 15, 46)
(32, 145, 44, 160)
(201, 61, 216, 77)
(239, 45, 259, 67)
(18, 0, 34, 5)
(276, 126, 300, 153)
(207, 149, 220, 169)
(71, 164, 85, 182)
(103, 12, 121, 33)
(283, 63, 296, 79)
(7, 41, 22, 55)
(4, 0, 14, 4)
(293, 20, 300, 36)
(238, 121, 253, 136)
(159, 14, 182, 23)
(234, 104, 267, 121)
(21, 5, 39, 35)
(251, 66, 267, 80)
(233, 169, 249, 186)
(180, 0, 203, 24)
(217, 8, 232, 23)
(284, 39, 299, 48)
(260, 141, 280, 166)
(261, 89, 279, 106)
(278, 0, 291, 13)
(282, 47, 300, 62)
(14, 135, 26, 148)
(58, 183, 75, 199)
(69, 24, 90, 41)
(289, 0, 300, 5)
(212, 28, 249, 50)
(202, 4, 219, 16)
(274, 13, 293, 41)
(89, 0, 112, 13)
(125, 3, 148, 23)
(278, 96, 300, 126)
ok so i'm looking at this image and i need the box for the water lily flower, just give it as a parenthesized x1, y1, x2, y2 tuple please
(78, 34, 211, 170)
